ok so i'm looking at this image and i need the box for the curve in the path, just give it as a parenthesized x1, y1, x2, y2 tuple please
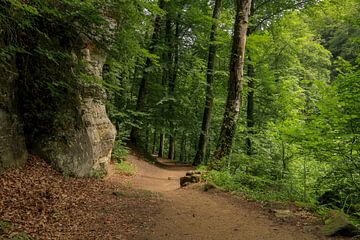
(127, 153, 192, 192)
(126, 153, 331, 240)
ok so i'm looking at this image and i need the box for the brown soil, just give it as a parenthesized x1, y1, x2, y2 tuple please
(124, 152, 345, 240)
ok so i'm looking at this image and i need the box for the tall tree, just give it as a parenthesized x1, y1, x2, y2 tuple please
(244, 0, 318, 156)
(130, 0, 165, 144)
(212, 0, 252, 165)
(168, 16, 180, 160)
(245, 54, 255, 155)
(245, 1, 256, 156)
(193, 0, 223, 166)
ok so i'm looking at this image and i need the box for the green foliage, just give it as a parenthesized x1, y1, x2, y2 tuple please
(89, 168, 108, 179)
(102, 0, 359, 220)
(0, 220, 33, 240)
(203, 0, 359, 219)
(112, 138, 129, 163)
(0, 220, 13, 235)
(116, 161, 136, 176)
(206, 170, 290, 201)
(10, 232, 34, 240)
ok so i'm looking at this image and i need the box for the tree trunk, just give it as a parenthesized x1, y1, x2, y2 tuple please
(158, 131, 165, 158)
(245, 2, 256, 156)
(145, 127, 150, 153)
(179, 132, 187, 162)
(130, 0, 165, 144)
(246, 55, 255, 156)
(212, 0, 252, 167)
(168, 135, 175, 160)
(168, 15, 180, 161)
(152, 130, 157, 155)
(193, 0, 223, 166)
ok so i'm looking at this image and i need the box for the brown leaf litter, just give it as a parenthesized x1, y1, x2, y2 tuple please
(0, 156, 161, 240)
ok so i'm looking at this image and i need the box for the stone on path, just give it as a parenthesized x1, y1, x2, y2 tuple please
(180, 171, 202, 187)
(273, 209, 293, 219)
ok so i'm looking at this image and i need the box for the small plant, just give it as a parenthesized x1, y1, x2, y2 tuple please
(89, 168, 107, 179)
(113, 191, 127, 197)
(10, 232, 34, 240)
(116, 161, 136, 176)
(202, 183, 216, 192)
(125, 181, 133, 188)
(0, 220, 13, 235)
(112, 137, 129, 163)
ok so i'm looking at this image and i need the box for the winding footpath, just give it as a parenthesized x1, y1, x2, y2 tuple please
(109, 153, 337, 240)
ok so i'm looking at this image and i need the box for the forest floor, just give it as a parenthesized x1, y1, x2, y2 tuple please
(0, 152, 347, 240)
(113, 152, 346, 240)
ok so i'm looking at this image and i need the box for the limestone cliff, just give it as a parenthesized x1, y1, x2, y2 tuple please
(1, 35, 116, 177)
(31, 42, 116, 177)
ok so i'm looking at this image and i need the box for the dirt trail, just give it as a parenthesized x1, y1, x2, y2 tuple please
(126, 154, 192, 192)
(123, 153, 331, 240)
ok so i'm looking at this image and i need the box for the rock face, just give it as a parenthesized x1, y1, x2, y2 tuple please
(0, 63, 28, 173)
(1, 19, 116, 177)
(38, 95, 116, 177)
(80, 86, 117, 175)
(35, 43, 116, 177)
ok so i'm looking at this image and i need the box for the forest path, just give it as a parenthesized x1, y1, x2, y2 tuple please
(114, 152, 329, 240)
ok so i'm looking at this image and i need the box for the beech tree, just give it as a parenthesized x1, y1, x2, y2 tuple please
(193, 0, 223, 166)
(211, 0, 252, 165)
(130, 0, 165, 144)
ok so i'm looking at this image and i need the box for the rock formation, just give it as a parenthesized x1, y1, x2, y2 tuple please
(0, 60, 28, 173)
(0, 26, 116, 177)
(32, 40, 116, 177)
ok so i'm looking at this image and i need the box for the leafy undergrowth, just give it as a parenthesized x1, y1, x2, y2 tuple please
(0, 156, 161, 240)
(116, 161, 136, 176)
(208, 170, 294, 200)
(205, 170, 360, 229)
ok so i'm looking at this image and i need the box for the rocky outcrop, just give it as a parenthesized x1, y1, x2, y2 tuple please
(34, 42, 116, 177)
(1, 18, 116, 177)
(0, 61, 28, 173)
(37, 97, 116, 177)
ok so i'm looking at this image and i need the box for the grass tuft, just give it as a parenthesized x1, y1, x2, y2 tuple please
(116, 161, 136, 176)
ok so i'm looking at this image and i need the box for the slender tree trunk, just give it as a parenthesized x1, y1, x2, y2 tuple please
(128, 61, 139, 107)
(168, 135, 174, 160)
(245, 2, 256, 156)
(168, 135, 176, 160)
(180, 133, 186, 162)
(152, 130, 157, 155)
(246, 55, 255, 155)
(168, 16, 180, 161)
(130, 0, 165, 144)
(281, 141, 286, 178)
(212, 0, 252, 167)
(193, 0, 223, 166)
(145, 127, 150, 153)
(158, 131, 165, 158)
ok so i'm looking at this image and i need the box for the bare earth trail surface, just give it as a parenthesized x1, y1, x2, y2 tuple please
(120, 153, 337, 240)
